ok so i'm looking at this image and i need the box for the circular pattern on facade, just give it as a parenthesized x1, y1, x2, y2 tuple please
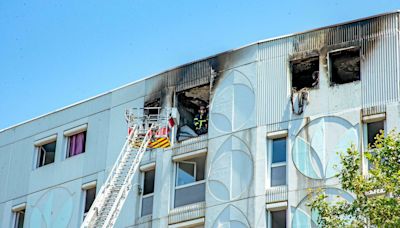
(210, 69, 255, 134)
(292, 188, 354, 228)
(208, 136, 253, 202)
(292, 116, 359, 180)
(30, 187, 74, 228)
(212, 204, 250, 228)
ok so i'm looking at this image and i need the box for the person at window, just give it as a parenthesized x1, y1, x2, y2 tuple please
(194, 106, 208, 135)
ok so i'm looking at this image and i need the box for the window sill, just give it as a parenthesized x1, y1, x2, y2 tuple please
(169, 201, 205, 225)
(35, 162, 56, 170)
(137, 214, 152, 224)
(266, 186, 288, 204)
(65, 151, 86, 160)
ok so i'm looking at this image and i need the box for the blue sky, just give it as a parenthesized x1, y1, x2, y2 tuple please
(1, 0, 399, 130)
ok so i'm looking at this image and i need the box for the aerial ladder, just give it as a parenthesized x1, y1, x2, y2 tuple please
(81, 107, 174, 228)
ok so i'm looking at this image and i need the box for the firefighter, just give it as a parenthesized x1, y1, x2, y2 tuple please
(194, 105, 208, 135)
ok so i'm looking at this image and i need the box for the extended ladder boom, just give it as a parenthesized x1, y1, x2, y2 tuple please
(81, 125, 153, 228)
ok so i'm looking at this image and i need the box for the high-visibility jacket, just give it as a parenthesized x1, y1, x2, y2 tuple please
(194, 113, 208, 130)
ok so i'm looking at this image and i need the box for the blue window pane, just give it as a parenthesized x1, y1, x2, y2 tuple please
(141, 196, 153, 216)
(272, 138, 286, 163)
(177, 162, 195, 186)
(174, 183, 205, 207)
(271, 166, 286, 186)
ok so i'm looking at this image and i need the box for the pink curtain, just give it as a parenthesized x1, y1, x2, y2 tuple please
(69, 132, 86, 157)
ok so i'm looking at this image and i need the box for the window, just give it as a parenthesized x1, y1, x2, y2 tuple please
(367, 121, 384, 147)
(174, 155, 206, 208)
(141, 169, 155, 216)
(329, 47, 360, 85)
(291, 56, 319, 91)
(67, 131, 86, 157)
(365, 120, 385, 170)
(268, 210, 286, 228)
(36, 141, 56, 168)
(83, 187, 96, 219)
(176, 84, 210, 141)
(12, 207, 25, 228)
(270, 138, 287, 187)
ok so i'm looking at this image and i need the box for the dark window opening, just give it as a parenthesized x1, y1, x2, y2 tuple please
(330, 48, 360, 85)
(366, 120, 384, 170)
(367, 121, 384, 147)
(176, 84, 210, 141)
(291, 56, 319, 91)
(141, 169, 155, 216)
(143, 170, 155, 195)
(37, 141, 56, 168)
(271, 210, 286, 228)
(14, 209, 25, 228)
(84, 187, 96, 214)
(144, 97, 161, 115)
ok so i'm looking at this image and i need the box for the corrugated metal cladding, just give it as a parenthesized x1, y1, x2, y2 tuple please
(256, 38, 292, 126)
(144, 59, 214, 95)
(256, 12, 400, 126)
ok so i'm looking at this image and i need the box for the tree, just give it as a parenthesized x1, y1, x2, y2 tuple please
(308, 131, 400, 227)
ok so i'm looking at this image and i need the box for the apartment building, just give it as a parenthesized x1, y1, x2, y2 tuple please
(1, 11, 400, 228)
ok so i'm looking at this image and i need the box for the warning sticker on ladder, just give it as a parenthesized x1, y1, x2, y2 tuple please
(148, 137, 170, 148)
(130, 137, 171, 149)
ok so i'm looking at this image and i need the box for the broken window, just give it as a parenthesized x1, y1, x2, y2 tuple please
(144, 97, 161, 115)
(329, 47, 360, 85)
(141, 169, 155, 216)
(291, 56, 319, 91)
(37, 141, 56, 168)
(174, 155, 206, 207)
(176, 84, 210, 141)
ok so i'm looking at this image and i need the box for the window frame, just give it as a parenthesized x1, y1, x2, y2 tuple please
(140, 168, 156, 217)
(266, 208, 287, 228)
(173, 154, 206, 208)
(362, 114, 386, 174)
(81, 181, 96, 221)
(268, 137, 287, 188)
(12, 203, 26, 228)
(64, 124, 88, 159)
(65, 131, 87, 158)
(176, 161, 197, 187)
(328, 46, 361, 86)
(290, 55, 320, 91)
(35, 136, 57, 169)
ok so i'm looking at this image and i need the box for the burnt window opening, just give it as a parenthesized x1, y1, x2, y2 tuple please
(329, 48, 360, 85)
(176, 84, 210, 141)
(291, 56, 319, 91)
(144, 97, 161, 115)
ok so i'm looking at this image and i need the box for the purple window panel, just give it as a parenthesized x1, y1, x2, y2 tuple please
(69, 132, 86, 157)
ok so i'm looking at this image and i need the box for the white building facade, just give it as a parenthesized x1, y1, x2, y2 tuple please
(1, 12, 400, 228)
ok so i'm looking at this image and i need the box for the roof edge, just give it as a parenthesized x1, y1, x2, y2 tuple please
(1, 10, 399, 133)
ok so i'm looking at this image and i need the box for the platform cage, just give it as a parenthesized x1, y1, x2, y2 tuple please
(125, 107, 173, 149)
